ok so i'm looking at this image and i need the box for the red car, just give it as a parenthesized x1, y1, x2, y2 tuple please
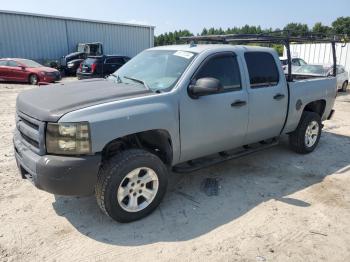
(0, 58, 61, 85)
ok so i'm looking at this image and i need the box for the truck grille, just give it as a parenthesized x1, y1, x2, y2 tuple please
(16, 112, 46, 155)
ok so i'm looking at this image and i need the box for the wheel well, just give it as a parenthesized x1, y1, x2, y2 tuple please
(101, 130, 173, 166)
(303, 100, 326, 118)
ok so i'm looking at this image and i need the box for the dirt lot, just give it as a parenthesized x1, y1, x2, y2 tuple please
(1, 80, 350, 262)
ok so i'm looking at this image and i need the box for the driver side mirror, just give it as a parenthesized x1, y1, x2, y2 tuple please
(189, 77, 223, 98)
(20, 66, 26, 70)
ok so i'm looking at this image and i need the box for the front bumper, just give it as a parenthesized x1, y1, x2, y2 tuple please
(41, 73, 62, 83)
(14, 131, 101, 196)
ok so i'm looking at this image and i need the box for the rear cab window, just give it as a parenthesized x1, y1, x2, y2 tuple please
(83, 57, 102, 65)
(244, 52, 279, 88)
(105, 57, 125, 64)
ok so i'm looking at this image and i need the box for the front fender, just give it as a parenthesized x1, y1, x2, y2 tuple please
(59, 93, 180, 163)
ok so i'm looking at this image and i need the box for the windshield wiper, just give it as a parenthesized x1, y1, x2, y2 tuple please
(123, 76, 151, 91)
(108, 74, 122, 83)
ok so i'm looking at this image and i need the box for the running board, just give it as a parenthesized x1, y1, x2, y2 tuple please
(172, 139, 279, 173)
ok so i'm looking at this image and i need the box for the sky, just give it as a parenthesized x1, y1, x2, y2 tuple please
(1, 0, 349, 35)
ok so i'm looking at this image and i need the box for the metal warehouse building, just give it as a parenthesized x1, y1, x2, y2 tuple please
(0, 10, 154, 61)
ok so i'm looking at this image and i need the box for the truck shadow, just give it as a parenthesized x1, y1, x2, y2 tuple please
(52, 131, 350, 246)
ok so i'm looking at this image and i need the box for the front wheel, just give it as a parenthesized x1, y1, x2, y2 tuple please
(289, 111, 322, 154)
(341, 81, 348, 92)
(95, 149, 168, 223)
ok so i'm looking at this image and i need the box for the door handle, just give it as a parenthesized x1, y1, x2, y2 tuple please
(231, 100, 247, 107)
(273, 93, 285, 100)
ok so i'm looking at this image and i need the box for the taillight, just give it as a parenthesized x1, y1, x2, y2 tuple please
(91, 63, 96, 73)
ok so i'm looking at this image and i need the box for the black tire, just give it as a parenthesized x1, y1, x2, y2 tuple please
(289, 111, 322, 154)
(341, 81, 348, 92)
(29, 74, 38, 85)
(95, 149, 168, 223)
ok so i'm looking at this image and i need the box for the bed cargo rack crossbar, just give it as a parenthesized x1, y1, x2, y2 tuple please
(181, 31, 349, 82)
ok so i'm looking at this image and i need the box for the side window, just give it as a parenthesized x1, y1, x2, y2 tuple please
(291, 59, 299, 66)
(105, 57, 125, 64)
(299, 59, 307, 66)
(337, 67, 344, 74)
(7, 60, 19, 67)
(195, 54, 241, 91)
(244, 52, 280, 88)
(0, 60, 7, 66)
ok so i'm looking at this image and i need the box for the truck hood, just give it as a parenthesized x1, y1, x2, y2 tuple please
(16, 79, 153, 122)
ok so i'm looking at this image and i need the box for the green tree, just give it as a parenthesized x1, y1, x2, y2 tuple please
(283, 23, 309, 36)
(332, 17, 350, 35)
(312, 22, 332, 35)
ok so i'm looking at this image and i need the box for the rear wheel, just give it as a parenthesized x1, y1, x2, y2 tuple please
(95, 149, 168, 222)
(341, 81, 348, 92)
(29, 74, 38, 85)
(289, 111, 322, 154)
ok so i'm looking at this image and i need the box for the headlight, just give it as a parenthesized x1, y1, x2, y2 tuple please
(67, 63, 74, 68)
(46, 122, 91, 155)
(40, 71, 47, 76)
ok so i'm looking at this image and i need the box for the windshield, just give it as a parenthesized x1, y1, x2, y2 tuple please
(18, 59, 42, 68)
(109, 50, 196, 91)
(295, 65, 326, 75)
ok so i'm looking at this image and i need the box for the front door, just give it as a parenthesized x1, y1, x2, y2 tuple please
(244, 51, 288, 144)
(179, 52, 249, 162)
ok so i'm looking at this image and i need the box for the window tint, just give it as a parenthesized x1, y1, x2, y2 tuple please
(299, 59, 307, 66)
(7, 60, 19, 67)
(105, 57, 125, 64)
(245, 52, 279, 88)
(292, 59, 300, 66)
(0, 60, 7, 66)
(195, 54, 241, 91)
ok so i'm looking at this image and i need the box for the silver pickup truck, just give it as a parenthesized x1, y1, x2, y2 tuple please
(14, 43, 336, 222)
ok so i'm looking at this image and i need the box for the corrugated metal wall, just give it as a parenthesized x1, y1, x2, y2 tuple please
(0, 11, 154, 61)
(283, 43, 350, 73)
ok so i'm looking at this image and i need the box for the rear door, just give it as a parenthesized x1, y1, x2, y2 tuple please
(244, 51, 288, 144)
(179, 52, 249, 162)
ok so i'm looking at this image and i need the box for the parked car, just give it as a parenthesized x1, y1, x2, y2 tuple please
(76, 55, 130, 79)
(62, 52, 86, 75)
(0, 58, 61, 85)
(60, 42, 103, 75)
(280, 57, 307, 73)
(14, 44, 336, 222)
(294, 64, 348, 92)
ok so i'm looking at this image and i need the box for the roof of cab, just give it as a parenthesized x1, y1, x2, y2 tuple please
(149, 44, 275, 54)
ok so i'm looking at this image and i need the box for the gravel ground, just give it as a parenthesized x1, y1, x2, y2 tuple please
(0, 79, 350, 262)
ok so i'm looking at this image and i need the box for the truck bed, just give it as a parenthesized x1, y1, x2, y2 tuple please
(283, 76, 337, 134)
